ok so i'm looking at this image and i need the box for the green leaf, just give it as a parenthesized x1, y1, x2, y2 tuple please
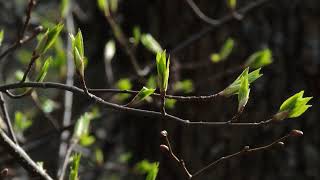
(14, 111, 32, 133)
(97, 0, 108, 13)
(0, 30, 4, 46)
(165, 99, 176, 109)
(132, 26, 141, 45)
(156, 50, 170, 92)
(115, 78, 132, 101)
(60, 0, 70, 18)
(244, 48, 272, 69)
(141, 34, 163, 54)
(220, 68, 262, 97)
(15, 70, 25, 81)
(70, 30, 86, 76)
(95, 148, 104, 165)
(79, 135, 96, 146)
(36, 57, 52, 82)
(135, 160, 159, 180)
(127, 87, 155, 106)
(237, 71, 250, 112)
(42, 99, 58, 113)
(104, 39, 116, 62)
(275, 91, 313, 120)
(173, 80, 194, 94)
(210, 38, 234, 63)
(73, 112, 94, 140)
(36, 23, 64, 55)
(227, 0, 237, 9)
(69, 153, 81, 180)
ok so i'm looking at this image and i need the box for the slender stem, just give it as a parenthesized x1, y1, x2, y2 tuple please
(0, 93, 18, 144)
(191, 133, 292, 179)
(20, 52, 39, 83)
(19, 0, 36, 39)
(0, 128, 53, 180)
(185, 0, 221, 25)
(0, 82, 277, 127)
(58, 139, 77, 180)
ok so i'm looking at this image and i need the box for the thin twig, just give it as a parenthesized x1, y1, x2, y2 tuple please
(0, 128, 53, 180)
(0, 93, 18, 144)
(58, 139, 77, 180)
(171, 0, 271, 54)
(0, 26, 43, 61)
(185, 0, 221, 25)
(0, 82, 277, 127)
(19, 0, 36, 39)
(20, 52, 39, 83)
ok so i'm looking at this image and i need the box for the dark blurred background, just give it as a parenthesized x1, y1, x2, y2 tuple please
(0, 0, 319, 179)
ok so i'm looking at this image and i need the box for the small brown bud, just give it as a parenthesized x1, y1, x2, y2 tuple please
(277, 141, 285, 147)
(160, 144, 169, 153)
(290, 129, 303, 137)
(243, 146, 250, 151)
(34, 26, 44, 33)
(160, 130, 168, 137)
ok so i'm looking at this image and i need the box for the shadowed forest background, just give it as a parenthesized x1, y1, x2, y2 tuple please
(0, 0, 319, 179)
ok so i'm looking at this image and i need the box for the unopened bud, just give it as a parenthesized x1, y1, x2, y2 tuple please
(160, 144, 169, 152)
(272, 111, 289, 121)
(34, 26, 44, 33)
(290, 129, 303, 137)
(243, 146, 250, 151)
(160, 130, 168, 137)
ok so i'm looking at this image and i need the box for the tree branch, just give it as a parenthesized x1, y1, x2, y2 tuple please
(0, 93, 18, 144)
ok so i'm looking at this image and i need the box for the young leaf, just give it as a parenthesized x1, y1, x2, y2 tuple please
(73, 112, 93, 140)
(220, 68, 262, 97)
(141, 34, 163, 54)
(70, 30, 86, 77)
(132, 26, 141, 45)
(210, 38, 234, 63)
(237, 71, 250, 112)
(79, 135, 96, 147)
(0, 30, 4, 46)
(69, 153, 81, 180)
(60, 0, 70, 18)
(274, 91, 312, 120)
(135, 160, 159, 180)
(95, 148, 104, 165)
(173, 80, 194, 94)
(14, 111, 32, 133)
(35, 23, 64, 55)
(115, 78, 132, 101)
(126, 87, 155, 106)
(36, 57, 52, 82)
(156, 50, 170, 92)
(104, 39, 116, 62)
(244, 48, 272, 69)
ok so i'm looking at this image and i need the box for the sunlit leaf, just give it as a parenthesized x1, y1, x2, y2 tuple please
(36, 57, 52, 82)
(60, 0, 70, 18)
(73, 112, 94, 139)
(14, 111, 32, 133)
(244, 48, 272, 69)
(237, 71, 250, 112)
(156, 50, 170, 92)
(69, 153, 81, 180)
(141, 34, 163, 54)
(127, 87, 155, 106)
(35, 23, 64, 55)
(135, 160, 159, 180)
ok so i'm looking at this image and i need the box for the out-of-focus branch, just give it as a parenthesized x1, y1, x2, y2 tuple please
(0, 93, 18, 144)
(0, 128, 53, 180)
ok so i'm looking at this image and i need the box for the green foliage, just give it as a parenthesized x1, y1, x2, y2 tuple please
(70, 29, 86, 77)
(135, 160, 159, 180)
(165, 99, 176, 109)
(127, 87, 155, 106)
(156, 50, 170, 92)
(42, 99, 58, 113)
(97, 0, 118, 15)
(116, 78, 132, 101)
(273, 91, 312, 120)
(146, 76, 157, 89)
(73, 112, 94, 140)
(210, 38, 234, 63)
(244, 48, 272, 69)
(141, 34, 163, 54)
(36, 57, 52, 82)
(104, 39, 116, 62)
(132, 26, 141, 45)
(118, 152, 132, 163)
(15, 70, 25, 81)
(60, 0, 70, 18)
(14, 111, 32, 133)
(237, 70, 250, 112)
(220, 68, 262, 97)
(227, 0, 237, 9)
(69, 153, 81, 180)
(95, 148, 104, 165)
(0, 29, 4, 46)
(79, 135, 96, 146)
(173, 80, 194, 94)
(35, 23, 64, 55)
